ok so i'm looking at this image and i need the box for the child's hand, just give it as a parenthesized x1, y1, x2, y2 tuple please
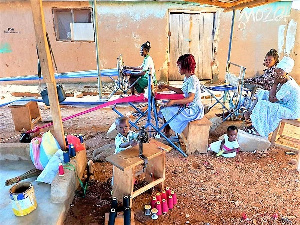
(130, 140, 138, 146)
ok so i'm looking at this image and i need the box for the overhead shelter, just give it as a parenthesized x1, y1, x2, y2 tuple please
(184, 0, 280, 11)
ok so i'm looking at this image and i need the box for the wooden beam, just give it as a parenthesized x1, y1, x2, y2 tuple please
(224, 0, 280, 11)
(184, 0, 280, 10)
(30, 0, 66, 149)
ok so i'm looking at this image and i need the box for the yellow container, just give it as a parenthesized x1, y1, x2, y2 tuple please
(10, 182, 37, 216)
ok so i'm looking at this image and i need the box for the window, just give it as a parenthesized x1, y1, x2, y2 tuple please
(53, 8, 94, 41)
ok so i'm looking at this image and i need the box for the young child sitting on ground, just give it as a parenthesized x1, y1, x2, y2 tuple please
(115, 116, 139, 153)
(208, 125, 240, 158)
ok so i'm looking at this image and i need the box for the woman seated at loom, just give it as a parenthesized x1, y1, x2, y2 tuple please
(244, 48, 279, 91)
(123, 41, 157, 95)
(158, 54, 204, 137)
(244, 56, 300, 137)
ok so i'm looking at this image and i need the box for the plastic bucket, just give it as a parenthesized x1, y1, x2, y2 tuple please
(10, 182, 37, 216)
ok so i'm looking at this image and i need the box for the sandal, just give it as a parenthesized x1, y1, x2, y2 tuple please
(244, 126, 260, 136)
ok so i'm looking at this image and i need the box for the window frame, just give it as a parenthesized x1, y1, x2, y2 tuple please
(52, 7, 95, 42)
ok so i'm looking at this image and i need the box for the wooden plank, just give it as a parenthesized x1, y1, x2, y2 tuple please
(145, 153, 165, 190)
(131, 178, 164, 199)
(274, 143, 299, 152)
(198, 13, 205, 79)
(30, 0, 65, 149)
(169, 13, 180, 81)
(202, 13, 214, 80)
(182, 13, 190, 55)
(281, 119, 300, 127)
(112, 166, 134, 201)
(190, 14, 201, 78)
(270, 124, 280, 145)
(106, 139, 171, 171)
(280, 135, 300, 144)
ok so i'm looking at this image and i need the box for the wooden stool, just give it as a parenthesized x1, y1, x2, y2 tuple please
(9, 101, 41, 131)
(181, 116, 212, 155)
(106, 139, 172, 206)
(270, 119, 300, 152)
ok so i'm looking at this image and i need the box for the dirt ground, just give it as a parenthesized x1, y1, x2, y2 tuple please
(1, 84, 300, 225)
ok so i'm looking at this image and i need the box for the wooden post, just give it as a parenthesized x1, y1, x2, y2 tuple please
(30, 0, 65, 149)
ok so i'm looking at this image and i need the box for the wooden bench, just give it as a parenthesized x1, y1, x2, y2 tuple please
(9, 101, 41, 131)
(181, 116, 212, 155)
(270, 119, 300, 152)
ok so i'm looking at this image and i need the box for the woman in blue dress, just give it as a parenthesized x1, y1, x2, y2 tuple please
(158, 54, 204, 136)
(248, 56, 300, 137)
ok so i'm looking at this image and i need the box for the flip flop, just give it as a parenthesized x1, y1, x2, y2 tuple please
(245, 127, 260, 136)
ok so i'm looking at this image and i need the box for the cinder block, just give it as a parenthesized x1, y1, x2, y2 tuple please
(51, 149, 87, 203)
(238, 129, 271, 152)
(0, 143, 30, 160)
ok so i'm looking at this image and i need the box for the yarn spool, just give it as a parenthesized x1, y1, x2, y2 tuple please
(156, 201, 162, 216)
(171, 191, 177, 205)
(166, 187, 171, 197)
(69, 144, 76, 158)
(150, 196, 157, 209)
(123, 195, 130, 208)
(144, 204, 151, 216)
(167, 195, 174, 209)
(162, 199, 168, 214)
(111, 197, 118, 209)
(63, 151, 70, 163)
(78, 134, 84, 143)
(161, 190, 167, 200)
(58, 163, 64, 176)
(151, 208, 158, 220)
(156, 192, 162, 202)
(124, 207, 131, 225)
(108, 208, 116, 225)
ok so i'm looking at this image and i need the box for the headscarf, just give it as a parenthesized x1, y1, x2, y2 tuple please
(141, 41, 151, 51)
(276, 56, 294, 73)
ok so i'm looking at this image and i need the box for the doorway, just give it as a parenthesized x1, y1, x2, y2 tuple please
(168, 12, 216, 80)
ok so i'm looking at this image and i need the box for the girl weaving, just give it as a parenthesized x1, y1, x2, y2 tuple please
(158, 54, 204, 136)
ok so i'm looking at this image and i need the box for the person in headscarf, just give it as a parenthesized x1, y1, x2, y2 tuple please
(123, 41, 157, 95)
(244, 49, 279, 91)
(246, 56, 300, 137)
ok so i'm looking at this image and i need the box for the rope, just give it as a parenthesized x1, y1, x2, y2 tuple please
(26, 94, 146, 134)
(63, 163, 87, 196)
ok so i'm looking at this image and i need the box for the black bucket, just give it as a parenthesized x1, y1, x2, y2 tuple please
(41, 84, 66, 106)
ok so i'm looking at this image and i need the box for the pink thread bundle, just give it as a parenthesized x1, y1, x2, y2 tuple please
(58, 163, 64, 176)
(148, 187, 177, 218)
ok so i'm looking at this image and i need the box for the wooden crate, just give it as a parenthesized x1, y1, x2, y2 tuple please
(182, 116, 212, 154)
(9, 101, 41, 131)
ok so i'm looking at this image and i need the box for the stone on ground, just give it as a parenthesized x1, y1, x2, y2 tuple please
(237, 129, 271, 152)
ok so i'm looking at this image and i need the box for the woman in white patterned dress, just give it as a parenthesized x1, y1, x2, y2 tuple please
(158, 54, 204, 135)
(248, 56, 300, 137)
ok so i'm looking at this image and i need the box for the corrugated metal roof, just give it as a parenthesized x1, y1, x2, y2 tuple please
(184, 0, 281, 11)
